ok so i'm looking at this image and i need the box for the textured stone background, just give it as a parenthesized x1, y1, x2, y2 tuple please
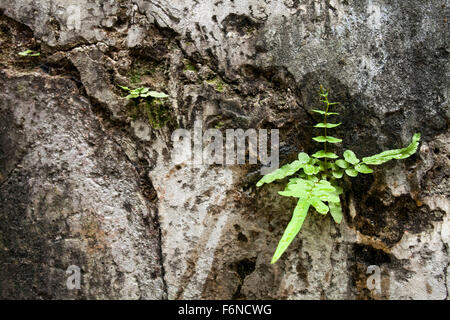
(0, 0, 448, 299)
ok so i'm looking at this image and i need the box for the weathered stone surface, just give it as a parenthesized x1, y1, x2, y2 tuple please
(0, 0, 448, 299)
(0, 70, 165, 299)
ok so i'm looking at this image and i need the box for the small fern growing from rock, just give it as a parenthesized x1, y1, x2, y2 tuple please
(257, 86, 421, 264)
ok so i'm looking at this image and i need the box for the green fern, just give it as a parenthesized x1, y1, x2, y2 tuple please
(118, 86, 169, 99)
(257, 85, 421, 264)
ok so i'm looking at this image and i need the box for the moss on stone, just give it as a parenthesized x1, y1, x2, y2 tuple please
(145, 99, 174, 129)
(183, 59, 197, 72)
(206, 76, 225, 92)
(214, 121, 225, 129)
(128, 60, 163, 85)
(129, 98, 174, 129)
(16, 84, 25, 93)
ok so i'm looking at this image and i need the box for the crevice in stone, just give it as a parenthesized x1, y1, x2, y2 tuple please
(230, 257, 256, 300)
(441, 226, 449, 300)
(444, 262, 449, 300)
(153, 201, 169, 299)
(136, 164, 168, 299)
(86, 95, 169, 299)
(84, 95, 169, 299)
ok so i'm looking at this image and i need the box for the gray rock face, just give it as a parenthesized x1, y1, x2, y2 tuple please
(0, 1, 448, 299)
(0, 70, 165, 299)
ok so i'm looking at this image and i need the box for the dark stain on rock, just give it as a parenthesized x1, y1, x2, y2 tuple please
(0, 109, 23, 185)
(352, 191, 445, 246)
(221, 13, 262, 36)
(230, 257, 257, 299)
(123, 201, 133, 213)
(348, 243, 391, 300)
(352, 244, 391, 265)
(234, 258, 256, 280)
(237, 232, 248, 243)
(0, 166, 87, 299)
(296, 260, 309, 287)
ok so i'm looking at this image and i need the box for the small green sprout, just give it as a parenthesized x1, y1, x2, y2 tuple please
(18, 49, 40, 57)
(256, 86, 421, 264)
(119, 86, 169, 100)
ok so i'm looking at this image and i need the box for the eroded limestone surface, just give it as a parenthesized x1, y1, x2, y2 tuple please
(0, 1, 448, 299)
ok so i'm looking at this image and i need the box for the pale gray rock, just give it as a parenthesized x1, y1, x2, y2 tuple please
(0, 70, 165, 299)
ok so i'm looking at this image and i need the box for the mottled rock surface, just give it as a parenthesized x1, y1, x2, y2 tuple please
(0, 1, 448, 299)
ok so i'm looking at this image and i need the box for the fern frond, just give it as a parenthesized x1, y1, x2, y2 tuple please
(362, 133, 421, 165)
